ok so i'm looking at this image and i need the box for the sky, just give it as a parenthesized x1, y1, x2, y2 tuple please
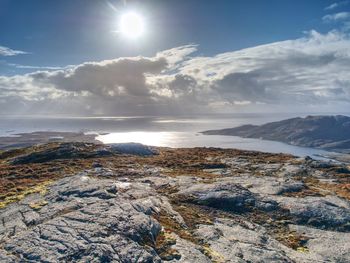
(1, 0, 350, 116)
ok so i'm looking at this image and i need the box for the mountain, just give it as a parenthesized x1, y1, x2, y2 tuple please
(202, 115, 350, 153)
(0, 142, 349, 262)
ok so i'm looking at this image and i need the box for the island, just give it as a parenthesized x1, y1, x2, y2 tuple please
(202, 115, 350, 154)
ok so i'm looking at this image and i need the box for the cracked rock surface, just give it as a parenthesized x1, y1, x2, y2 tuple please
(1, 175, 163, 262)
(0, 143, 349, 262)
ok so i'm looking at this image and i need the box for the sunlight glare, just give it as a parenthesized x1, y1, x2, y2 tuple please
(119, 12, 145, 39)
(96, 132, 174, 146)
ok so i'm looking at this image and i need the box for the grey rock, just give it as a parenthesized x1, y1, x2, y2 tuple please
(278, 164, 309, 177)
(0, 175, 163, 262)
(219, 175, 305, 196)
(109, 143, 158, 156)
(167, 233, 211, 263)
(0, 251, 17, 263)
(10, 142, 158, 165)
(177, 182, 278, 213)
(288, 224, 350, 262)
(195, 218, 295, 263)
(275, 195, 350, 231)
(92, 162, 103, 168)
(11, 143, 106, 165)
(177, 182, 256, 212)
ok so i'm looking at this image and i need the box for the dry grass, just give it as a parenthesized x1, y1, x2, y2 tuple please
(0, 156, 96, 208)
(0, 180, 52, 208)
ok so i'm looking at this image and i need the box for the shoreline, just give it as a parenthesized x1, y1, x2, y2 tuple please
(1, 130, 350, 164)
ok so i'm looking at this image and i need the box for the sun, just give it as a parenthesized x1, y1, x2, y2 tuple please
(119, 12, 145, 39)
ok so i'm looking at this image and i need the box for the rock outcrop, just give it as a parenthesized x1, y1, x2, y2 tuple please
(0, 143, 349, 262)
(8, 142, 158, 165)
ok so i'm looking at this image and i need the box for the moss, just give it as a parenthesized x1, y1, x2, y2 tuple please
(296, 246, 310, 253)
(0, 148, 28, 161)
(240, 207, 312, 251)
(317, 181, 350, 201)
(153, 210, 196, 243)
(277, 232, 309, 250)
(0, 147, 98, 210)
(29, 200, 48, 210)
(155, 230, 181, 260)
(282, 185, 324, 198)
(201, 245, 225, 263)
(301, 177, 350, 201)
(0, 180, 52, 209)
(154, 207, 224, 262)
(172, 203, 214, 228)
(156, 184, 179, 196)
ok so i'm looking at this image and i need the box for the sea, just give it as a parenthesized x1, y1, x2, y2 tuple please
(0, 113, 348, 160)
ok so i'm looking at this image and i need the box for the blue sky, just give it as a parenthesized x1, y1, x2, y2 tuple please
(1, 0, 346, 75)
(1, 0, 350, 115)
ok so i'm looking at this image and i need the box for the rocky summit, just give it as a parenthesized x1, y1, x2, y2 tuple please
(0, 142, 349, 262)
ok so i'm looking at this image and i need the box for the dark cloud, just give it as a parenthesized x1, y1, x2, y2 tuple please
(31, 57, 168, 97)
(215, 71, 268, 102)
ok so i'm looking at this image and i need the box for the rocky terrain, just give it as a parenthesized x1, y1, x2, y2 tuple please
(202, 115, 350, 154)
(0, 142, 349, 262)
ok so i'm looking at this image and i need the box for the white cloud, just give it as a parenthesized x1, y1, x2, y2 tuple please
(156, 44, 197, 66)
(325, 1, 349, 10)
(1, 31, 350, 115)
(8, 63, 63, 70)
(0, 75, 68, 101)
(162, 30, 350, 109)
(0, 45, 27, 56)
(322, 12, 350, 22)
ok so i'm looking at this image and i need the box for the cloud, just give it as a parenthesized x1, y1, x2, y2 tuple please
(322, 12, 350, 22)
(30, 57, 168, 97)
(156, 44, 197, 66)
(0, 45, 27, 56)
(0, 45, 201, 115)
(7, 63, 63, 70)
(0, 75, 68, 101)
(325, 1, 349, 10)
(1, 31, 350, 115)
(172, 30, 350, 107)
(215, 71, 269, 102)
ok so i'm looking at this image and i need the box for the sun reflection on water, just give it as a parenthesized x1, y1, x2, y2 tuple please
(95, 131, 337, 161)
(96, 132, 176, 147)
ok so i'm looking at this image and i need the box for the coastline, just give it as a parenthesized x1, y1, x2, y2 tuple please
(1, 130, 350, 164)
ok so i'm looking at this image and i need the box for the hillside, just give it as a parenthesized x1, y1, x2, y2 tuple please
(202, 115, 350, 153)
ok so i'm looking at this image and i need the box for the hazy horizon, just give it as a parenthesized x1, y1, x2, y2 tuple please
(1, 113, 346, 160)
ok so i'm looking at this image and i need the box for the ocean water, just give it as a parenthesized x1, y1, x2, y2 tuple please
(0, 113, 346, 159)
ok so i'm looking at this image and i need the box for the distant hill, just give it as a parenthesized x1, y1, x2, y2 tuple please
(202, 115, 350, 153)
